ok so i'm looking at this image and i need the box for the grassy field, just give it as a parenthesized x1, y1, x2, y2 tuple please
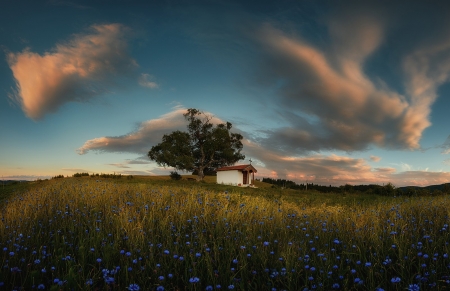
(1, 176, 449, 290)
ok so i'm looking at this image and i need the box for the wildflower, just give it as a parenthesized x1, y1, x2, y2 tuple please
(159, 276, 165, 281)
(196, 252, 201, 257)
(189, 277, 200, 283)
(206, 286, 213, 291)
(391, 277, 401, 283)
(354, 278, 363, 285)
(156, 286, 165, 291)
(228, 285, 235, 289)
(127, 283, 140, 291)
(38, 284, 45, 290)
(232, 259, 238, 264)
(86, 279, 93, 285)
(365, 262, 371, 267)
(408, 284, 420, 291)
(97, 258, 102, 263)
(34, 259, 41, 264)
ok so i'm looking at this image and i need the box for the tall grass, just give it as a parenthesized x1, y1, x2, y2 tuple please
(1, 178, 450, 290)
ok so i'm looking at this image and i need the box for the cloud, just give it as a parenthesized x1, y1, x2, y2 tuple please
(440, 136, 450, 154)
(370, 155, 381, 162)
(7, 23, 138, 120)
(77, 108, 226, 155)
(253, 22, 411, 153)
(243, 140, 450, 187)
(139, 73, 159, 88)
(249, 4, 450, 154)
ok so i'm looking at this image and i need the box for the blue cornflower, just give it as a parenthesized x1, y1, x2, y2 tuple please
(196, 252, 201, 257)
(228, 285, 235, 289)
(168, 274, 173, 278)
(34, 259, 41, 264)
(105, 277, 115, 284)
(37, 284, 45, 290)
(97, 258, 102, 263)
(391, 277, 401, 283)
(126, 251, 132, 257)
(9, 251, 14, 256)
(232, 259, 238, 264)
(263, 241, 269, 246)
(86, 279, 93, 285)
(408, 284, 420, 291)
(159, 276, 165, 281)
(206, 286, 213, 291)
(365, 262, 371, 267)
(189, 277, 200, 283)
(164, 250, 169, 255)
(156, 286, 165, 291)
(375, 288, 384, 291)
(332, 283, 340, 289)
(127, 283, 140, 290)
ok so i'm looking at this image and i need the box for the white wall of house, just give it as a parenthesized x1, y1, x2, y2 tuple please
(217, 170, 243, 185)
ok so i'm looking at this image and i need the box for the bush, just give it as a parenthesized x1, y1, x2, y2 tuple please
(170, 171, 182, 180)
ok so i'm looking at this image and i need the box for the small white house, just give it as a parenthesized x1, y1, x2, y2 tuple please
(216, 164, 257, 186)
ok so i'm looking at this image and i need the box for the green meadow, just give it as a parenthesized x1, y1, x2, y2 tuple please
(1, 176, 449, 290)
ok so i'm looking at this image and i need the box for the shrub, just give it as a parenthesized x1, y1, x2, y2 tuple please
(169, 171, 182, 180)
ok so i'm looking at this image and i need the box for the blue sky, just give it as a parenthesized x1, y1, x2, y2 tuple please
(1, 0, 450, 186)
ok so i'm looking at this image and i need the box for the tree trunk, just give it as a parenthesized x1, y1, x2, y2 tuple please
(196, 168, 205, 181)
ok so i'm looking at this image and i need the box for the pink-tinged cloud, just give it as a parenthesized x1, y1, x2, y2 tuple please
(254, 13, 445, 152)
(370, 155, 381, 162)
(7, 23, 137, 120)
(243, 140, 450, 187)
(77, 108, 226, 155)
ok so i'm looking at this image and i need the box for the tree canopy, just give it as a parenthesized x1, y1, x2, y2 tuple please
(148, 108, 245, 180)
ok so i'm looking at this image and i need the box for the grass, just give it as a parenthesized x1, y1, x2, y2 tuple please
(1, 176, 449, 290)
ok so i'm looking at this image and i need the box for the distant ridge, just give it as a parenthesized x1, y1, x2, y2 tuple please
(398, 183, 450, 192)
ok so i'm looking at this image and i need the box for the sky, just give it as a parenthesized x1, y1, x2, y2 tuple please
(1, 0, 450, 187)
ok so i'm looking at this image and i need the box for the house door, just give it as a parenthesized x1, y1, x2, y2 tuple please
(243, 171, 248, 184)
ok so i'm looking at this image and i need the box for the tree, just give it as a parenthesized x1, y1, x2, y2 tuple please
(148, 108, 245, 181)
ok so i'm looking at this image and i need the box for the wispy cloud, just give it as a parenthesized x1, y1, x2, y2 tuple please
(139, 73, 159, 89)
(77, 108, 187, 155)
(370, 155, 381, 162)
(440, 136, 450, 154)
(7, 23, 137, 120)
(253, 22, 412, 153)
(77, 108, 225, 155)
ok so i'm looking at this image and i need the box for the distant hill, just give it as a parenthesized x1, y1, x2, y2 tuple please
(398, 183, 450, 193)
(1, 180, 29, 185)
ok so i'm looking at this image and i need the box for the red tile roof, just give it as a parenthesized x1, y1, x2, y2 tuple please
(216, 164, 257, 172)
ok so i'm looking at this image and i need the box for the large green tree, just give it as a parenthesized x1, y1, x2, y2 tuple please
(148, 108, 245, 180)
